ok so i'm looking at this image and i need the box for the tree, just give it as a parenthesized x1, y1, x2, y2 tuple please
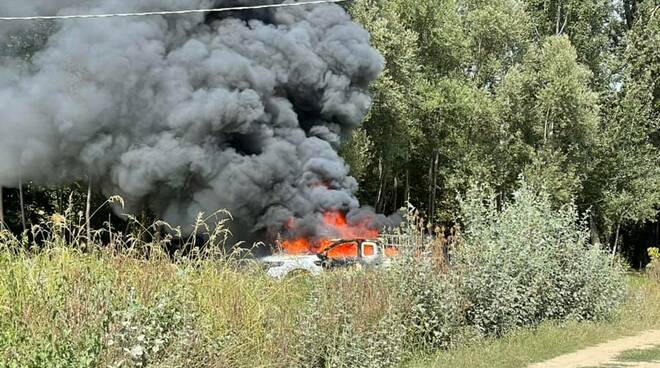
(621, 2, 659, 145)
(349, 0, 423, 213)
(350, 0, 531, 220)
(497, 36, 600, 205)
(522, 0, 613, 83)
(584, 2, 660, 250)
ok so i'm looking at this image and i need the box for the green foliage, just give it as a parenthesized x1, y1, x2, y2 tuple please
(623, 2, 659, 125)
(2, 21, 57, 60)
(345, 0, 659, 257)
(420, 77, 507, 221)
(498, 35, 599, 156)
(293, 272, 405, 368)
(100, 289, 210, 368)
(394, 256, 464, 351)
(339, 128, 374, 182)
(522, 0, 613, 78)
(453, 182, 626, 336)
(586, 1, 660, 237)
(522, 150, 581, 205)
(463, 0, 531, 85)
(349, 0, 422, 209)
(406, 276, 660, 368)
(0, 2, 655, 362)
(647, 247, 660, 281)
(0, 196, 627, 367)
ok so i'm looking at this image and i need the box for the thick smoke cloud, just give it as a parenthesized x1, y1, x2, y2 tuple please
(0, 0, 387, 238)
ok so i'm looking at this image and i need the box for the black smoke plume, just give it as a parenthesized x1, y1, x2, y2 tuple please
(0, 0, 390, 238)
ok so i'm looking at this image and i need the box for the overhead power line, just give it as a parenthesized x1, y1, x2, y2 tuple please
(0, 0, 352, 21)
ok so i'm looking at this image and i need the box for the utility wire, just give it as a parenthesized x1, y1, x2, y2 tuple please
(0, 0, 351, 21)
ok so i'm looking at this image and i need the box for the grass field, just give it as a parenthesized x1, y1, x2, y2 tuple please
(0, 204, 640, 367)
(0, 241, 410, 367)
(404, 275, 660, 368)
(0, 239, 653, 368)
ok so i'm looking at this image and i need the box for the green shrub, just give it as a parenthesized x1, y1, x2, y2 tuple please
(646, 247, 660, 281)
(453, 183, 626, 336)
(393, 254, 464, 351)
(292, 271, 405, 368)
(100, 288, 211, 368)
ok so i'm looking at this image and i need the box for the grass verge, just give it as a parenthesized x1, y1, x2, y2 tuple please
(616, 344, 660, 363)
(404, 274, 660, 368)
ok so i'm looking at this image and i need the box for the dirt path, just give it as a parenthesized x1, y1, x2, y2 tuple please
(528, 330, 660, 368)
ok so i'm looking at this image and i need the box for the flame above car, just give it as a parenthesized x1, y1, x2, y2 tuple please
(280, 210, 380, 257)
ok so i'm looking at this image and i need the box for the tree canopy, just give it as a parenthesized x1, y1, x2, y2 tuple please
(345, 0, 659, 258)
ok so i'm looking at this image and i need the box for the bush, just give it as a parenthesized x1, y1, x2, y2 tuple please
(100, 288, 211, 368)
(393, 253, 464, 351)
(452, 183, 626, 336)
(292, 270, 405, 368)
(646, 247, 660, 281)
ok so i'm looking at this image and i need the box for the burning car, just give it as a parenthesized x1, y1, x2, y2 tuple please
(261, 238, 399, 278)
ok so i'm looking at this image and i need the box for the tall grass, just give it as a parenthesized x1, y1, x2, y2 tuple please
(0, 185, 626, 368)
(0, 202, 407, 367)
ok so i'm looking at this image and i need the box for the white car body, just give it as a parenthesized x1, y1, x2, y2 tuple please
(260, 254, 323, 279)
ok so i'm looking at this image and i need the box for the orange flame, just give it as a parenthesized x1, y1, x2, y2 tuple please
(321, 211, 379, 239)
(280, 210, 380, 257)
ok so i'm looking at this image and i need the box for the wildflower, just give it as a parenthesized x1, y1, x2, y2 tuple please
(51, 213, 66, 226)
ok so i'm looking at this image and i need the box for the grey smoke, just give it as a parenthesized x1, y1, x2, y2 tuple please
(0, 0, 389, 238)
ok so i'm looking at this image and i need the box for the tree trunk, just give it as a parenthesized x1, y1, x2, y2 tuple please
(427, 153, 434, 217)
(624, 0, 639, 30)
(381, 189, 390, 215)
(392, 176, 399, 212)
(589, 211, 601, 245)
(18, 178, 26, 233)
(376, 157, 384, 212)
(108, 214, 114, 247)
(554, 0, 569, 36)
(86, 178, 92, 247)
(549, 119, 555, 140)
(612, 221, 621, 259)
(405, 169, 410, 206)
(555, 0, 563, 34)
(427, 150, 439, 219)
